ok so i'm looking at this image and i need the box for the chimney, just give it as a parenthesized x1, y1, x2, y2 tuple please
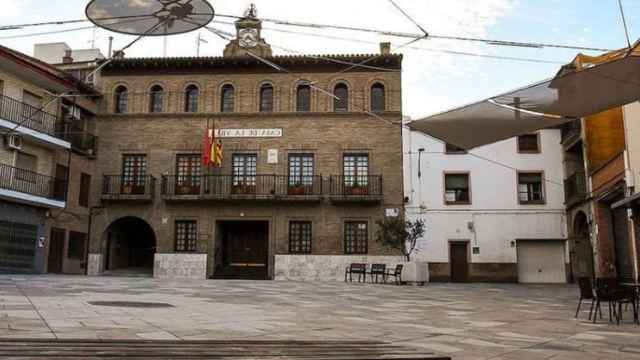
(62, 50, 74, 64)
(380, 42, 391, 55)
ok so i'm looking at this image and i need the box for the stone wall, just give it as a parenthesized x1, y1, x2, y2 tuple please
(274, 255, 404, 282)
(153, 253, 207, 280)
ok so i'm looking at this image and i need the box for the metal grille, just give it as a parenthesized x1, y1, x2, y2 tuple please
(175, 221, 198, 252)
(343, 154, 369, 187)
(221, 85, 235, 113)
(176, 155, 201, 187)
(288, 154, 314, 186)
(260, 84, 274, 112)
(185, 86, 199, 113)
(518, 172, 544, 203)
(289, 221, 312, 254)
(371, 83, 386, 112)
(0, 220, 37, 273)
(334, 84, 348, 112)
(122, 155, 147, 187)
(344, 221, 368, 255)
(233, 154, 257, 186)
(296, 85, 311, 112)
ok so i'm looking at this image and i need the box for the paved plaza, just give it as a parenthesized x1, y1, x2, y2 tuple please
(0, 276, 639, 359)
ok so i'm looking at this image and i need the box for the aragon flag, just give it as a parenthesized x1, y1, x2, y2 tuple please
(211, 128, 223, 167)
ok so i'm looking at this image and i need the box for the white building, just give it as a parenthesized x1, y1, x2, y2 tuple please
(404, 126, 568, 283)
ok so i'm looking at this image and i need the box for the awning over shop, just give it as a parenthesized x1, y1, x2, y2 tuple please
(409, 40, 640, 150)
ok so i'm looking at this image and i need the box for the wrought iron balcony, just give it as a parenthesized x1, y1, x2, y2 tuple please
(0, 162, 66, 204)
(0, 94, 61, 139)
(58, 122, 98, 157)
(161, 175, 323, 202)
(564, 171, 587, 207)
(328, 175, 383, 203)
(102, 175, 156, 202)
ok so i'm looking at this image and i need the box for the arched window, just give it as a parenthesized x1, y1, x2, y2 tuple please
(114, 85, 128, 113)
(259, 83, 274, 112)
(371, 83, 386, 112)
(296, 84, 311, 112)
(184, 85, 199, 113)
(149, 85, 164, 113)
(334, 83, 349, 112)
(221, 84, 235, 113)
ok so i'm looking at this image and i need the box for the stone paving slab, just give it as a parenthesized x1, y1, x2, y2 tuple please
(0, 275, 639, 359)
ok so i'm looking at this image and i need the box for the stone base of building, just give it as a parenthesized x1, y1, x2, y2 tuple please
(87, 254, 103, 276)
(153, 254, 207, 280)
(428, 262, 518, 283)
(274, 255, 405, 281)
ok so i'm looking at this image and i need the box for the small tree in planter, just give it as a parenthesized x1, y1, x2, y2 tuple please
(375, 216, 428, 285)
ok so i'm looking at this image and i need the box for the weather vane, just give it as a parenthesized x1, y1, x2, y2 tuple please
(244, 3, 258, 18)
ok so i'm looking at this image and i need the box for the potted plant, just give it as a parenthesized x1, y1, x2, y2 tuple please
(375, 216, 428, 285)
(347, 183, 369, 196)
(288, 182, 307, 195)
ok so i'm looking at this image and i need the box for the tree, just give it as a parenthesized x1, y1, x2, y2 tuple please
(375, 217, 425, 262)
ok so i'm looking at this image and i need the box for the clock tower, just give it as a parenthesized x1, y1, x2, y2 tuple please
(223, 4, 273, 58)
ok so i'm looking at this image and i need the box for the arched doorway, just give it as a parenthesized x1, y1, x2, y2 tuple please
(103, 217, 156, 276)
(572, 212, 594, 279)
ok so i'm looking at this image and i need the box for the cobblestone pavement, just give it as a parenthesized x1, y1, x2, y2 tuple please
(0, 275, 639, 359)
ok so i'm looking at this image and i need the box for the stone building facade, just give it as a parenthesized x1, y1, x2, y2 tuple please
(86, 14, 404, 280)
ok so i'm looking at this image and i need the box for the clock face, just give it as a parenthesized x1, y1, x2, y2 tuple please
(239, 28, 259, 48)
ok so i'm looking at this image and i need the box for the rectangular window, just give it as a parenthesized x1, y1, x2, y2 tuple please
(232, 154, 257, 186)
(344, 221, 368, 254)
(176, 154, 201, 193)
(518, 172, 545, 204)
(445, 143, 467, 154)
(175, 220, 198, 252)
(517, 133, 540, 153)
(122, 154, 147, 187)
(15, 152, 37, 183)
(288, 154, 314, 186)
(445, 173, 471, 204)
(343, 154, 369, 187)
(289, 221, 312, 254)
(79, 173, 91, 207)
(67, 231, 86, 260)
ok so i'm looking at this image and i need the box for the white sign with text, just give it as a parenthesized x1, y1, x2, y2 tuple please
(215, 129, 283, 138)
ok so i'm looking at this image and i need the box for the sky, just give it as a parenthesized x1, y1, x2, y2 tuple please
(0, 0, 637, 119)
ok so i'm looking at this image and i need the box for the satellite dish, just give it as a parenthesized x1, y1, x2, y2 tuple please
(86, 0, 215, 36)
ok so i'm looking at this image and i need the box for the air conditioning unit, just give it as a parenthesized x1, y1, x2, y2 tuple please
(5, 134, 22, 151)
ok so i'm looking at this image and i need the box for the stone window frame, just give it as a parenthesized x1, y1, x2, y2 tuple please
(183, 83, 201, 113)
(292, 79, 314, 112)
(370, 82, 387, 112)
(258, 81, 275, 113)
(366, 79, 390, 113)
(219, 82, 236, 113)
(332, 81, 350, 112)
(175, 220, 198, 252)
(147, 83, 166, 113)
(113, 84, 129, 114)
(344, 220, 369, 255)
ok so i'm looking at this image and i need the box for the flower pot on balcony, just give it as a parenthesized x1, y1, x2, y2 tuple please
(121, 185, 133, 195)
(288, 185, 307, 195)
(231, 185, 256, 195)
(176, 185, 199, 195)
(347, 185, 369, 196)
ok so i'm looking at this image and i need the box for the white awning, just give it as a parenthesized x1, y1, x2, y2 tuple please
(409, 40, 640, 150)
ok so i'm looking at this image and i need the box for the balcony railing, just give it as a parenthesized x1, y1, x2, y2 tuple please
(58, 122, 98, 156)
(564, 171, 587, 206)
(102, 175, 156, 201)
(561, 119, 582, 146)
(0, 94, 61, 138)
(161, 175, 323, 201)
(329, 175, 383, 202)
(0, 162, 66, 202)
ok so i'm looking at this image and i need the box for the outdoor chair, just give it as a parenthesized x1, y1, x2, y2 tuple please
(344, 263, 367, 283)
(385, 264, 403, 285)
(616, 281, 638, 325)
(575, 277, 598, 320)
(593, 278, 625, 324)
(369, 264, 386, 284)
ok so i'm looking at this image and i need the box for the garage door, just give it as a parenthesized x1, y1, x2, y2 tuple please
(517, 241, 566, 283)
(0, 220, 38, 274)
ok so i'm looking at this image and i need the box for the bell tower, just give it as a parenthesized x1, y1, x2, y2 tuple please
(223, 4, 273, 58)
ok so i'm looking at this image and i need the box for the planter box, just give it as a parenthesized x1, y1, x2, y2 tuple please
(401, 261, 429, 285)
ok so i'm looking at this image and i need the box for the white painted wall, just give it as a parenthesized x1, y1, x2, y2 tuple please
(403, 127, 568, 264)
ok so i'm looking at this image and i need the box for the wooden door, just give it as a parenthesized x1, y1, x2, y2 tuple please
(225, 222, 268, 268)
(450, 242, 469, 283)
(48, 228, 65, 274)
